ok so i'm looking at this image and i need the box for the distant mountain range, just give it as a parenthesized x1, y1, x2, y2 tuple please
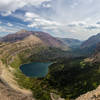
(0, 30, 73, 66)
(57, 37, 82, 48)
(0, 30, 69, 50)
(1, 30, 100, 58)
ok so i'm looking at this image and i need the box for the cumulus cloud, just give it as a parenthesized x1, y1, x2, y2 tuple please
(25, 12, 39, 21)
(0, 0, 51, 16)
(7, 22, 13, 27)
(42, 3, 51, 8)
(1, 0, 100, 40)
(96, 20, 100, 25)
(25, 12, 62, 30)
(0, 21, 2, 24)
(68, 21, 86, 27)
(27, 18, 62, 29)
(85, 24, 100, 30)
(0, 23, 27, 36)
(70, 2, 78, 8)
(0, 26, 17, 34)
(1, 11, 11, 16)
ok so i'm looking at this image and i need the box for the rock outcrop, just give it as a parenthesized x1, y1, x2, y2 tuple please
(75, 86, 100, 100)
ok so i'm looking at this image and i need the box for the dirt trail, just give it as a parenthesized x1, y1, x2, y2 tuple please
(0, 60, 35, 100)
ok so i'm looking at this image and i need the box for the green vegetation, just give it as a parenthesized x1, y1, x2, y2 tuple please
(8, 47, 71, 100)
(9, 55, 100, 100)
(14, 68, 51, 100)
(1, 30, 100, 100)
(1, 42, 100, 100)
(46, 58, 100, 99)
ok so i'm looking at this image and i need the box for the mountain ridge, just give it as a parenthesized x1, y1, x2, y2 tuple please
(0, 30, 69, 51)
(81, 33, 100, 49)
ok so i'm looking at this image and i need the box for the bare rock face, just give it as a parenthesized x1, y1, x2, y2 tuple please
(75, 86, 100, 100)
(87, 42, 100, 63)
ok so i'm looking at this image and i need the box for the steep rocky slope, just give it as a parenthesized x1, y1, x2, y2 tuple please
(84, 42, 100, 63)
(92, 43, 100, 62)
(75, 86, 100, 100)
(81, 33, 100, 51)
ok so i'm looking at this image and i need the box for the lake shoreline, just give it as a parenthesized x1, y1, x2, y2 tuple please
(20, 62, 52, 78)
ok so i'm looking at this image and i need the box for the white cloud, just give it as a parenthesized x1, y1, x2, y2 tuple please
(0, 21, 2, 24)
(0, 26, 6, 32)
(0, 24, 27, 36)
(96, 20, 100, 25)
(24, 12, 39, 21)
(28, 23, 38, 28)
(25, 12, 39, 18)
(25, 12, 62, 30)
(28, 18, 61, 29)
(0, 26, 15, 33)
(7, 22, 13, 27)
(0, 0, 51, 16)
(68, 21, 86, 27)
(85, 24, 100, 30)
(1, 0, 100, 40)
(42, 3, 51, 8)
(70, 2, 78, 8)
(1, 11, 11, 16)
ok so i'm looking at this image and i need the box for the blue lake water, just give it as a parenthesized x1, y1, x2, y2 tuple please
(20, 62, 52, 78)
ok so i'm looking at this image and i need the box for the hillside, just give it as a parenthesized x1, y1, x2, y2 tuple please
(80, 33, 100, 52)
(0, 30, 71, 67)
(0, 30, 69, 51)
(87, 43, 100, 63)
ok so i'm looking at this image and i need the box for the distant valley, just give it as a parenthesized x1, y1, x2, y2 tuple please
(57, 37, 82, 48)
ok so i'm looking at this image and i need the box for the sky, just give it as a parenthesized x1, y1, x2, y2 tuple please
(0, 0, 100, 40)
